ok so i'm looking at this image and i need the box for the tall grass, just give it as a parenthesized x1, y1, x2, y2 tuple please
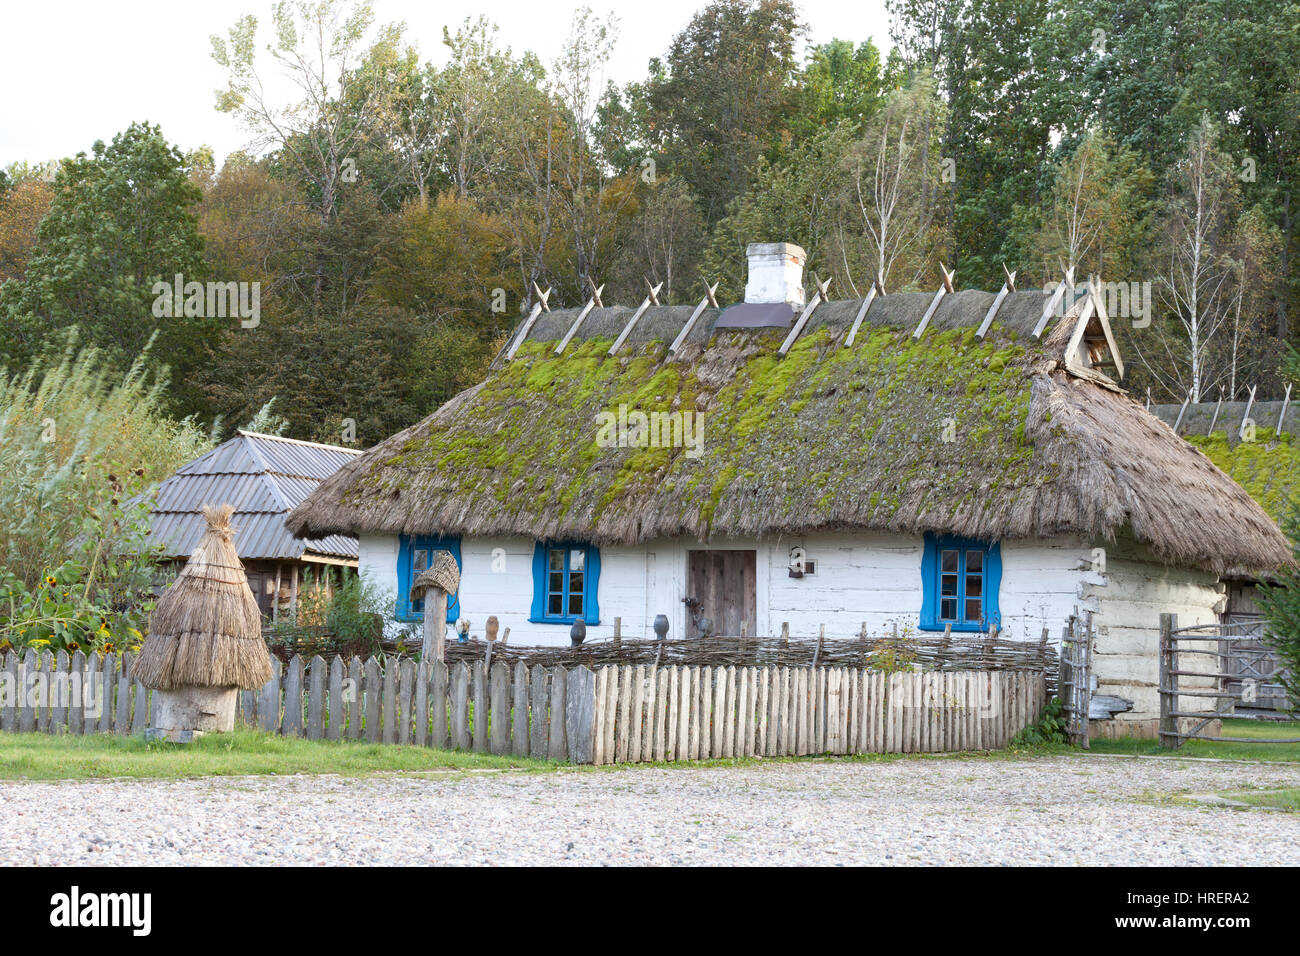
(0, 332, 210, 588)
(0, 333, 211, 651)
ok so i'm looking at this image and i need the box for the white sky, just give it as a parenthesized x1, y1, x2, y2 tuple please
(0, 0, 893, 168)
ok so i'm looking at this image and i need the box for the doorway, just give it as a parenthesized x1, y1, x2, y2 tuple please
(686, 550, 757, 638)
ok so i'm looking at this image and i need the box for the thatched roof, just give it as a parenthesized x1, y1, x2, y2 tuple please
(287, 290, 1291, 576)
(134, 505, 274, 691)
(1152, 400, 1300, 529)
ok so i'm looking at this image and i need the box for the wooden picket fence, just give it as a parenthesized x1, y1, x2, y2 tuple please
(0, 650, 1046, 762)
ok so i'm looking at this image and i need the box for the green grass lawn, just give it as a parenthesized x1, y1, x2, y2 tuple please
(0, 728, 552, 781)
(1219, 788, 1300, 811)
(1089, 719, 1300, 762)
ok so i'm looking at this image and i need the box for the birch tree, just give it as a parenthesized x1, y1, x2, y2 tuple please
(1152, 116, 1240, 402)
(211, 0, 405, 227)
(837, 74, 946, 292)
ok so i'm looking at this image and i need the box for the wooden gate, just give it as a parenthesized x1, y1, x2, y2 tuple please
(1159, 613, 1300, 747)
(1058, 611, 1093, 747)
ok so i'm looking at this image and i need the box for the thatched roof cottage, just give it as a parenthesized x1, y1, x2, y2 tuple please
(288, 243, 1291, 735)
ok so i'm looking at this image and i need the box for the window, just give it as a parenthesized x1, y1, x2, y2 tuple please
(530, 541, 600, 625)
(396, 535, 461, 623)
(920, 534, 1001, 632)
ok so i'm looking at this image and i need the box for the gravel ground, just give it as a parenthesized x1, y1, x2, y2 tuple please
(2, 754, 1297, 865)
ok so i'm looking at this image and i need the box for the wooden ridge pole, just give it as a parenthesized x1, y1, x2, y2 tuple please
(555, 279, 604, 354)
(845, 276, 884, 347)
(506, 282, 552, 360)
(609, 279, 664, 356)
(779, 275, 832, 354)
(912, 264, 954, 339)
(1033, 262, 1075, 338)
(669, 280, 720, 354)
(976, 264, 1016, 339)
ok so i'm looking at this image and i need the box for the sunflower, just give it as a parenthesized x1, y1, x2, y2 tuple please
(44, 575, 56, 587)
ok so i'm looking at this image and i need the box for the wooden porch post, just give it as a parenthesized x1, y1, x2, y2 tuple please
(272, 563, 282, 623)
(290, 564, 299, 621)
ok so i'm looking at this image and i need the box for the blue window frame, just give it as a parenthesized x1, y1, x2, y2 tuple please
(920, 534, 1001, 632)
(530, 541, 600, 625)
(396, 534, 461, 623)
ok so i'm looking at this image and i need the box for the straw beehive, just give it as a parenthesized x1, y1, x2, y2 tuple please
(135, 504, 272, 740)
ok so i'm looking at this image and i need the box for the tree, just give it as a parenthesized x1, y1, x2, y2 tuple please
(371, 191, 511, 337)
(703, 124, 856, 301)
(0, 123, 209, 410)
(609, 176, 707, 303)
(643, 0, 805, 225)
(792, 38, 897, 139)
(211, 0, 406, 229)
(834, 74, 948, 292)
(0, 176, 53, 283)
(1147, 116, 1242, 402)
(1017, 129, 1154, 284)
(1256, 511, 1300, 716)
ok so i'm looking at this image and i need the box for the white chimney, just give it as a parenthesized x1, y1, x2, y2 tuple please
(745, 242, 806, 309)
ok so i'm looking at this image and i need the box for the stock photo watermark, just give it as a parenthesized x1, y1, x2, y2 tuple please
(151, 275, 261, 328)
(595, 404, 705, 459)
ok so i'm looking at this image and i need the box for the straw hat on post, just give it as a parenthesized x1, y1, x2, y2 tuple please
(135, 504, 272, 741)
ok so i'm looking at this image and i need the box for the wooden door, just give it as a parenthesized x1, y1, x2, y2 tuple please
(686, 550, 757, 638)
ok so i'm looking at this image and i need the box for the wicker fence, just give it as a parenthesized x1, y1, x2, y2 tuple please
(0, 648, 1047, 761)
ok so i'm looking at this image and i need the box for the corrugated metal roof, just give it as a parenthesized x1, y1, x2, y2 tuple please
(150, 431, 362, 561)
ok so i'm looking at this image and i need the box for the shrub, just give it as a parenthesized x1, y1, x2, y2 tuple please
(264, 571, 390, 661)
(1009, 696, 1068, 747)
(0, 332, 211, 653)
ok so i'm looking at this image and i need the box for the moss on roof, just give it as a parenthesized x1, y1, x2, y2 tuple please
(1188, 429, 1300, 526)
(287, 294, 1292, 575)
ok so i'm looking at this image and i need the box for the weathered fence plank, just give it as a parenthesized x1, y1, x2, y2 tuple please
(328, 657, 344, 741)
(398, 659, 415, 746)
(381, 660, 398, 745)
(490, 662, 510, 755)
(565, 666, 596, 764)
(75, 651, 93, 734)
(615, 665, 632, 763)
(512, 661, 530, 757)
(548, 666, 567, 760)
(471, 661, 488, 753)
(307, 656, 325, 739)
(629, 665, 645, 762)
(348, 657, 363, 740)
(451, 661, 470, 750)
(282, 656, 304, 737)
(529, 665, 548, 758)
(430, 662, 448, 749)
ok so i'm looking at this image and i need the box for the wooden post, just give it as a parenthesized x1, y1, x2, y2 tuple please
(912, 264, 954, 338)
(669, 281, 720, 353)
(779, 275, 832, 354)
(272, 563, 282, 623)
(1159, 613, 1177, 748)
(1033, 263, 1075, 338)
(289, 564, 299, 621)
(609, 282, 664, 355)
(505, 283, 551, 360)
(613, 616, 622, 650)
(976, 265, 1016, 338)
(845, 277, 884, 348)
(421, 589, 447, 663)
